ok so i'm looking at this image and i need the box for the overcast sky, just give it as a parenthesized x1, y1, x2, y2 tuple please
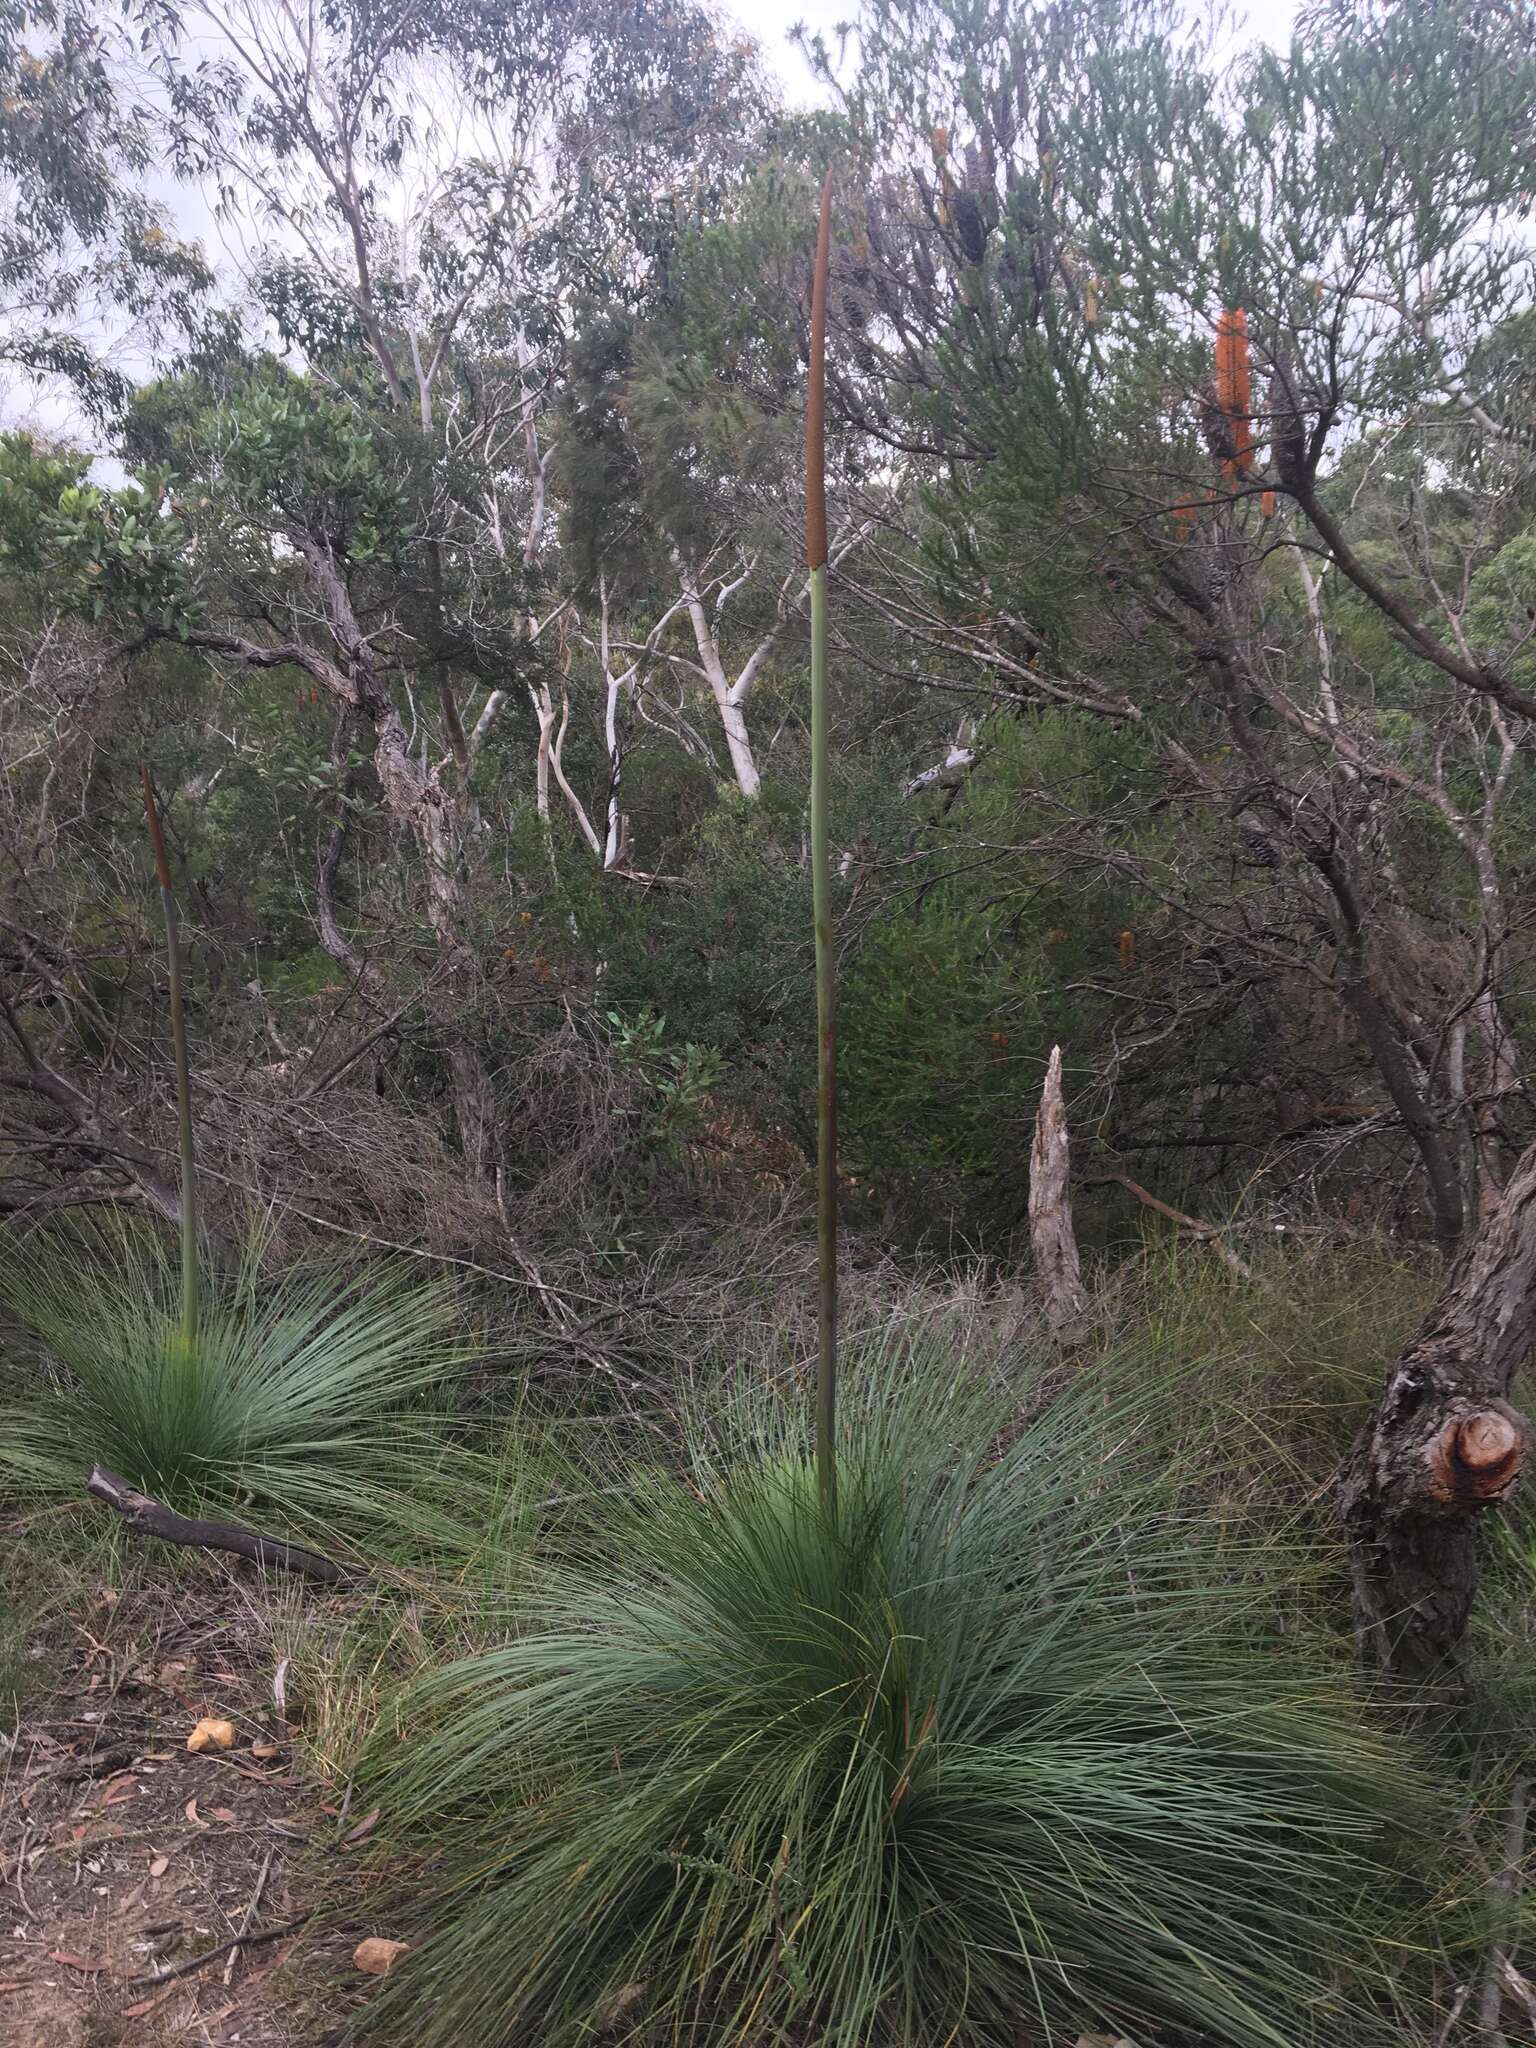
(5, 0, 1304, 450)
(759, 0, 1302, 98)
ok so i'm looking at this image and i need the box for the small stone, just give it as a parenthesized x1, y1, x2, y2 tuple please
(186, 1717, 236, 1753)
(353, 1937, 410, 1976)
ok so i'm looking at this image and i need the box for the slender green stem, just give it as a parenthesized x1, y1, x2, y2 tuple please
(809, 560, 837, 1514)
(142, 766, 198, 1351)
(806, 171, 836, 1515)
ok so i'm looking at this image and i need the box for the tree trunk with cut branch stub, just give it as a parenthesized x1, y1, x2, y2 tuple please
(1029, 1045, 1087, 1335)
(1340, 1139, 1536, 1680)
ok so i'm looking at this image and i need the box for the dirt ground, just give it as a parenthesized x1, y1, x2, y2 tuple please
(1, 1542, 381, 2048)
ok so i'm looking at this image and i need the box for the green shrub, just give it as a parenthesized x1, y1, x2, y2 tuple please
(357, 1345, 1427, 2046)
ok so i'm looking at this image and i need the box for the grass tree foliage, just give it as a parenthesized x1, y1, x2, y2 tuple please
(356, 1346, 1427, 2048)
(0, 1221, 476, 1557)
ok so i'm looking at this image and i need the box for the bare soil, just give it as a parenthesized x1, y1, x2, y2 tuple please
(1, 1537, 377, 2048)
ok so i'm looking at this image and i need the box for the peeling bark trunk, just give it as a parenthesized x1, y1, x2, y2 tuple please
(1340, 1139, 1536, 1680)
(1029, 1046, 1087, 1334)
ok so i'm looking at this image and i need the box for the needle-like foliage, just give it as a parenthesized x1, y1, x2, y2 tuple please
(0, 1220, 476, 1556)
(356, 1343, 1428, 2047)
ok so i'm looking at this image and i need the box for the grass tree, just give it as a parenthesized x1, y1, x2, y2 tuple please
(329, 166, 1433, 2048)
(353, 1341, 1431, 2048)
(0, 1220, 481, 1563)
(0, 777, 482, 1566)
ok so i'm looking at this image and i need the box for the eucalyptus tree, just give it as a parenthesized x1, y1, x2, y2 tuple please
(0, 0, 211, 410)
(558, 144, 874, 804)
(49, 0, 773, 1171)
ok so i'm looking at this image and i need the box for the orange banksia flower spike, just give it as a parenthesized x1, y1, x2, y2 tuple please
(1213, 309, 1254, 479)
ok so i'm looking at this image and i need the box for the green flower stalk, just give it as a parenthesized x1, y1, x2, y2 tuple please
(141, 765, 198, 1353)
(806, 170, 836, 1513)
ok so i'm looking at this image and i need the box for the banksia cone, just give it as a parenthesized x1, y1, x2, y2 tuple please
(1269, 352, 1307, 489)
(1213, 309, 1254, 478)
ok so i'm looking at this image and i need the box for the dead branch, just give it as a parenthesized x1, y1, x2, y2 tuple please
(1478, 1778, 1528, 2043)
(85, 1466, 359, 1587)
(1090, 1171, 1258, 1283)
(1029, 1046, 1088, 1335)
(224, 1845, 275, 1986)
(127, 1913, 309, 1987)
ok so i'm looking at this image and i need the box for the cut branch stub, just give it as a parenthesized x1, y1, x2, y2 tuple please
(1422, 1403, 1523, 1509)
(1341, 1137, 1536, 1680)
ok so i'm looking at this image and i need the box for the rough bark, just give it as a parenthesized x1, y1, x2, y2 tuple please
(1029, 1046, 1088, 1334)
(1340, 1139, 1536, 1680)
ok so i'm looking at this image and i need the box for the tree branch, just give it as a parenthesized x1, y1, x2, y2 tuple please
(85, 1465, 358, 1586)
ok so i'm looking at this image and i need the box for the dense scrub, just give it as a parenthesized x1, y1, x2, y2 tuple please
(4, 0, 1536, 2040)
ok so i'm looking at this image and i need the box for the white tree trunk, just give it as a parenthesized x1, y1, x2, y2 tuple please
(680, 578, 762, 798)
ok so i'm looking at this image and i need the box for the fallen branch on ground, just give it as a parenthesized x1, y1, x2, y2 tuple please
(1479, 1777, 1529, 2043)
(128, 1914, 309, 1986)
(224, 1846, 275, 1986)
(85, 1467, 358, 1586)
